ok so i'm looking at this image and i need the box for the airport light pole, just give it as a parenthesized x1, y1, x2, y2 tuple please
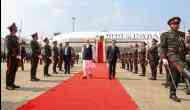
(72, 17, 76, 32)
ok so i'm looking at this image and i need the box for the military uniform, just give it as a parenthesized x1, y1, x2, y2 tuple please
(139, 42, 147, 76)
(30, 33, 41, 81)
(5, 23, 20, 90)
(21, 45, 26, 71)
(185, 30, 190, 94)
(160, 17, 190, 102)
(125, 53, 129, 70)
(129, 49, 133, 72)
(43, 38, 52, 76)
(159, 59, 163, 74)
(52, 41, 59, 73)
(76, 54, 79, 64)
(121, 54, 125, 69)
(58, 43, 64, 71)
(148, 39, 159, 80)
(186, 30, 190, 66)
(133, 44, 139, 74)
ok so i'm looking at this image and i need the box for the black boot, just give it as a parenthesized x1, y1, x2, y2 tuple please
(12, 84, 20, 88)
(183, 68, 190, 95)
(183, 68, 190, 81)
(170, 94, 181, 102)
(184, 78, 190, 95)
(186, 88, 190, 95)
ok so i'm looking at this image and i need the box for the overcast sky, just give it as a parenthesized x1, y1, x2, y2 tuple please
(1, 0, 190, 37)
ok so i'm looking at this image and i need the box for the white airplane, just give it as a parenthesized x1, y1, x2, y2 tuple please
(52, 31, 161, 44)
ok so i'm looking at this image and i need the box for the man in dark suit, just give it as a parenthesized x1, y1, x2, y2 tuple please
(63, 42, 72, 74)
(106, 40, 120, 80)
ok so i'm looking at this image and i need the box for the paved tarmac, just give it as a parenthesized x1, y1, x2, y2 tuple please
(1, 62, 190, 110)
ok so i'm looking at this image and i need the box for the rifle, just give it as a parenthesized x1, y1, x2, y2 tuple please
(17, 20, 23, 67)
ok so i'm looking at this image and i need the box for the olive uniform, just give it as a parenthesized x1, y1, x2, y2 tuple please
(125, 53, 129, 70)
(148, 39, 159, 80)
(20, 45, 26, 71)
(133, 44, 139, 74)
(186, 30, 190, 66)
(160, 17, 190, 102)
(5, 34, 20, 89)
(43, 38, 52, 76)
(30, 34, 41, 81)
(52, 41, 59, 73)
(58, 43, 64, 71)
(129, 49, 133, 72)
(185, 30, 190, 94)
(139, 42, 147, 76)
(5, 22, 21, 90)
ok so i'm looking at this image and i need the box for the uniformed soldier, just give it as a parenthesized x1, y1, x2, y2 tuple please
(126, 52, 130, 70)
(5, 22, 21, 90)
(148, 39, 159, 80)
(76, 54, 79, 64)
(20, 41, 26, 71)
(186, 29, 190, 66)
(58, 43, 64, 71)
(124, 53, 129, 70)
(129, 45, 133, 72)
(52, 41, 59, 73)
(71, 47, 76, 68)
(160, 17, 190, 102)
(43, 38, 52, 77)
(158, 45, 162, 75)
(30, 33, 41, 81)
(133, 44, 139, 74)
(158, 45, 170, 88)
(185, 29, 190, 94)
(159, 58, 163, 74)
(139, 42, 147, 76)
(121, 54, 125, 69)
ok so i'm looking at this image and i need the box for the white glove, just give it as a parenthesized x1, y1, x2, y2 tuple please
(162, 59, 168, 65)
(159, 59, 161, 63)
(16, 55, 21, 59)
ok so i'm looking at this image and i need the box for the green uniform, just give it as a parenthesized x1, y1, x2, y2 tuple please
(121, 54, 125, 69)
(133, 47, 138, 74)
(185, 34, 190, 93)
(128, 49, 133, 72)
(186, 35, 190, 65)
(58, 45, 64, 71)
(125, 53, 129, 70)
(53, 46, 59, 73)
(43, 44, 52, 76)
(160, 30, 189, 95)
(148, 45, 159, 80)
(5, 35, 20, 87)
(30, 40, 41, 80)
(139, 47, 147, 76)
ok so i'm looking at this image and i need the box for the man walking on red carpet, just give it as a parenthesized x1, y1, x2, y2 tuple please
(106, 40, 120, 80)
(82, 40, 96, 79)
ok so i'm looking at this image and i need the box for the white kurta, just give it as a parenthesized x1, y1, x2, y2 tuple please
(82, 44, 96, 77)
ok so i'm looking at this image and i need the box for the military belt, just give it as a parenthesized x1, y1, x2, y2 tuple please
(168, 48, 178, 53)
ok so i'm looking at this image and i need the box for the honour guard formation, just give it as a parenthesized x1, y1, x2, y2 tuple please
(1, 0, 190, 110)
(1, 17, 190, 110)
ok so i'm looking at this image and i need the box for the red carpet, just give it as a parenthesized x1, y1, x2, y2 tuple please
(97, 41, 104, 63)
(17, 64, 139, 110)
